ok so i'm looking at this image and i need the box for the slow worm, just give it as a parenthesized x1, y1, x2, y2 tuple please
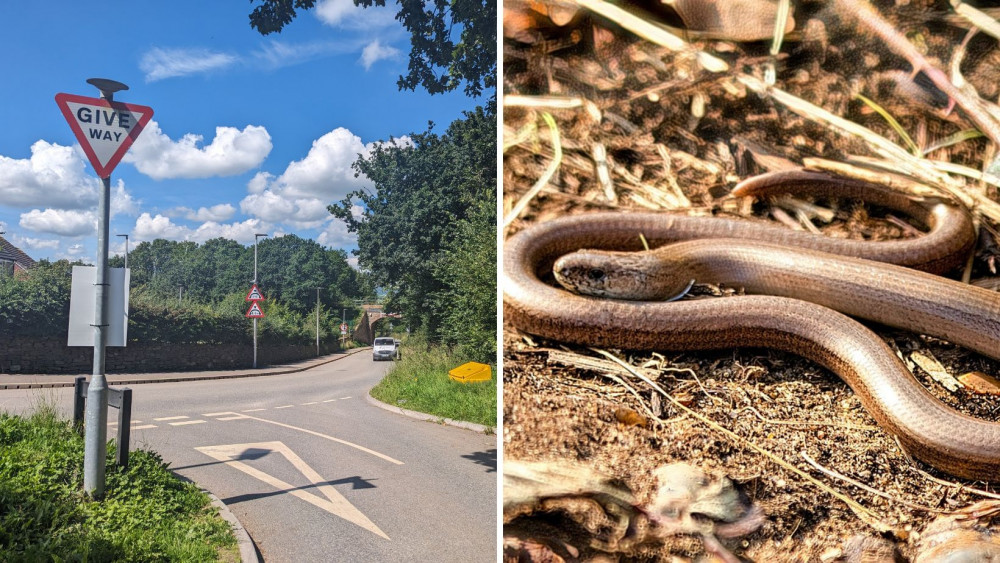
(503, 169, 1000, 480)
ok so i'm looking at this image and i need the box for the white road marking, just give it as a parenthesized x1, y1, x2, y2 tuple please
(322, 399, 337, 403)
(196, 441, 389, 539)
(169, 420, 206, 426)
(202, 412, 232, 417)
(218, 415, 248, 421)
(275, 405, 294, 409)
(339, 396, 352, 400)
(242, 408, 266, 412)
(302, 402, 318, 405)
(109, 420, 146, 426)
(237, 413, 404, 465)
(133, 424, 157, 430)
(154, 415, 189, 421)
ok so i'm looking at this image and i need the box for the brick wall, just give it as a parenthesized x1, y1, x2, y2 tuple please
(0, 336, 342, 374)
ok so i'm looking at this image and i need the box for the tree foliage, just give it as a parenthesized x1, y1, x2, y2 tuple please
(0, 260, 76, 337)
(114, 235, 372, 315)
(328, 106, 496, 360)
(247, 0, 496, 99)
(433, 197, 495, 360)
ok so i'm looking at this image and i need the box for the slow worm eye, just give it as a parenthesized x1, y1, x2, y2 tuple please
(588, 268, 605, 281)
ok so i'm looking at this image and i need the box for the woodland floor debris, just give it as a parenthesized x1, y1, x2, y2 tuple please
(503, 0, 1000, 560)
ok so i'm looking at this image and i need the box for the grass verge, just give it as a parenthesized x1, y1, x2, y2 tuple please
(0, 405, 238, 562)
(369, 343, 496, 428)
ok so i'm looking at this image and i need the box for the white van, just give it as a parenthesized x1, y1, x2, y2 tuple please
(373, 337, 399, 361)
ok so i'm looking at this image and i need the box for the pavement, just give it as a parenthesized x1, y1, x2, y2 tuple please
(0, 348, 368, 389)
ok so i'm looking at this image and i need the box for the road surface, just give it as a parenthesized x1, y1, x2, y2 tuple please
(0, 351, 497, 562)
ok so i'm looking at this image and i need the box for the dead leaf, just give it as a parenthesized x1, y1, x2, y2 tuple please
(910, 351, 962, 393)
(614, 407, 649, 428)
(958, 371, 1000, 395)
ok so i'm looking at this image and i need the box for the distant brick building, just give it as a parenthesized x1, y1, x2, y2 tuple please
(0, 236, 36, 276)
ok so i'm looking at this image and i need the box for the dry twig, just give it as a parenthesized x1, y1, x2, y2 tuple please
(800, 451, 948, 514)
(589, 348, 895, 533)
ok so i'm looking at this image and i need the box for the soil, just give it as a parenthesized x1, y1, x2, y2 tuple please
(502, 0, 1000, 561)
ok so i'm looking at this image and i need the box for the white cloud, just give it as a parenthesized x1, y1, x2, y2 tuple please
(132, 213, 274, 245)
(133, 213, 188, 241)
(124, 121, 272, 180)
(239, 127, 410, 228)
(314, 0, 397, 28)
(111, 183, 140, 217)
(274, 128, 368, 198)
(238, 127, 366, 225)
(66, 244, 85, 257)
(0, 141, 138, 242)
(316, 218, 357, 249)
(191, 219, 272, 244)
(360, 39, 401, 69)
(19, 209, 95, 237)
(140, 47, 238, 82)
(247, 171, 272, 194)
(252, 39, 361, 69)
(0, 141, 99, 209)
(171, 203, 236, 222)
(142, 38, 376, 82)
(11, 236, 60, 251)
(240, 191, 330, 227)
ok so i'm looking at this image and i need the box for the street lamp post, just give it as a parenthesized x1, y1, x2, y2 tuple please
(253, 233, 268, 368)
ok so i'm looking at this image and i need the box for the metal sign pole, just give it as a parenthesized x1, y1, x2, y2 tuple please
(82, 78, 129, 498)
(83, 174, 111, 497)
(252, 233, 267, 368)
(253, 238, 258, 368)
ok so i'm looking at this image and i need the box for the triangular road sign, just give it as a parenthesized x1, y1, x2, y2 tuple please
(245, 283, 265, 302)
(54, 92, 153, 178)
(245, 301, 265, 318)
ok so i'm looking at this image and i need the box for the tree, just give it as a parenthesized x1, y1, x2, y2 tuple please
(192, 238, 252, 302)
(0, 260, 75, 338)
(247, 0, 496, 100)
(433, 197, 495, 361)
(328, 106, 496, 342)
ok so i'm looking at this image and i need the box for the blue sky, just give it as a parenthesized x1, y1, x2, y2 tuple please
(0, 1, 483, 265)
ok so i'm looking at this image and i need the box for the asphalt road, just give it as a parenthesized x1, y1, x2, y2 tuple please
(0, 352, 498, 562)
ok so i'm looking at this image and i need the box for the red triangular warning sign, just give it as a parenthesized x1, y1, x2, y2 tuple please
(245, 302, 265, 318)
(55, 92, 153, 178)
(245, 284, 265, 302)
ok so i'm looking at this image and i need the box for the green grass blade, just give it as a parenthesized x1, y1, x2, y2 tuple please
(855, 93, 921, 156)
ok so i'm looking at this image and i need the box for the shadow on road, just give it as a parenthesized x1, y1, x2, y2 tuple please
(221, 476, 379, 505)
(462, 448, 496, 472)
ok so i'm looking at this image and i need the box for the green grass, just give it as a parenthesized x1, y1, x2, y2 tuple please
(369, 342, 497, 428)
(0, 405, 238, 562)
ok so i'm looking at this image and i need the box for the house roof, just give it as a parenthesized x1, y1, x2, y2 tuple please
(0, 236, 36, 269)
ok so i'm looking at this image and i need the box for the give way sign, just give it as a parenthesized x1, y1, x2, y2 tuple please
(55, 93, 153, 178)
